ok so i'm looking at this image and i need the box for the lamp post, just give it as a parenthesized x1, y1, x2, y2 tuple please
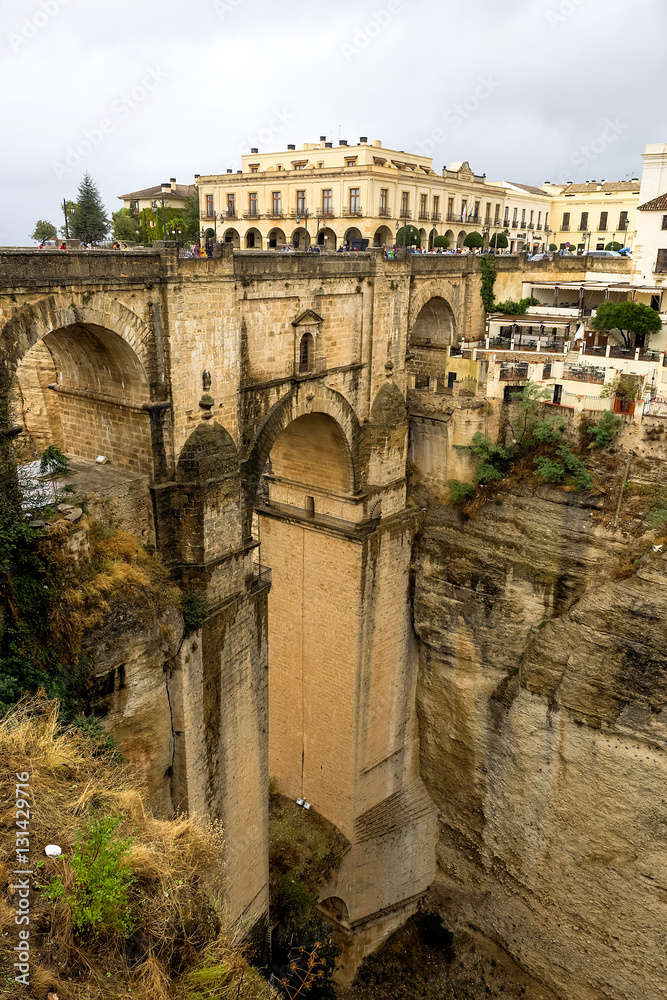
(295, 209, 310, 249)
(152, 182, 171, 241)
(621, 218, 629, 249)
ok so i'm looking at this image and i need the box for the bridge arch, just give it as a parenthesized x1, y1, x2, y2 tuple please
(242, 384, 362, 532)
(408, 279, 459, 334)
(3, 294, 158, 475)
(409, 296, 456, 348)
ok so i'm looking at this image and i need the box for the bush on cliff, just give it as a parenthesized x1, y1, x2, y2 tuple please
(587, 410, 623, 449)
(447, 479, 476, 503)
(0, 697, 272, 1000)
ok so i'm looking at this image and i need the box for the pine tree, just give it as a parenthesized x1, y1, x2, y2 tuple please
(70, 173, 110, 244)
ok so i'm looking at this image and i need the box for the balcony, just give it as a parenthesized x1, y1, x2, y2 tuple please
(398, 209, 412, 220)
(200, 213, 216, 221)
(418, 211, 430, 220)
(499, 363, 529, 380)
(431, 212, 441, 221)
(378, 206, 392, 217)
(225, 210, 237, 220)
(342, 207, 363, 217)
(320, 209, 334, 217)
(265, 211, 284, 219)
(243, 211, 261, 219)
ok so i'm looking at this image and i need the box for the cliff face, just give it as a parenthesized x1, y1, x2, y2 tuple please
(412, 485, 667, 1000)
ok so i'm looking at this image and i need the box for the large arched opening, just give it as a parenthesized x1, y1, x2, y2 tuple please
(373, 225, 393, 248)
(317, 226, 337, 250)
(291, 227, 311, 250)
(268, 227, 286, 248)
(223, 228, 240, 247)
(409, 296, 456, 348)
(457, 230, 466, 249)
(245, 227, 262, 249)
(344, 226, 362, 246)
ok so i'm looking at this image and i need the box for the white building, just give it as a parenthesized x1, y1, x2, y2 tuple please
(633, 142, 667, 288)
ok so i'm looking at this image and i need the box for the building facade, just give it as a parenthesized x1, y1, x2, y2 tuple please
(542, 180, 640, 252)
(633, 142, 667, 288)
(118, 178, 195, 214)
(196, 138, 550, 252)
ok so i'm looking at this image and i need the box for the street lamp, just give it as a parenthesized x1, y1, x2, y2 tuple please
(295, 209, 309, 249)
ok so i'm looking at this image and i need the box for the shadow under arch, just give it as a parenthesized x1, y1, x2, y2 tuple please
(0, 292, 157, 379)
(409, 295, 456, 348)
(241, 384, 362, 536)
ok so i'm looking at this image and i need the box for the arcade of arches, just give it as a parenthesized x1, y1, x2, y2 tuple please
(1, 248, 490, 978)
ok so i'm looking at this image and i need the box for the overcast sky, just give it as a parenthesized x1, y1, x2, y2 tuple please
(1, 0, 666, 245)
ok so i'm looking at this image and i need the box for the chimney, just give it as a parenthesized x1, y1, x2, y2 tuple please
(250, 147, 258, 153)
(226, 168, 232, 174)
(359, 136, 368, 143)
(325, 142, 332, 147)
(194, 174, 200, 180)
(340, 139, 348, 146)
(319, 135, 327, 141)
(287, 144, 296, 150)
(170, 177, 176, 192)
(237, 170, 242, 174)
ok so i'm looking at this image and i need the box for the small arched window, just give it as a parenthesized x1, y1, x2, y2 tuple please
(299, 332, 313, 373)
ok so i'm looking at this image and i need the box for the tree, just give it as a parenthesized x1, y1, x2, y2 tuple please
(605, 241, 622, 251)
(463, 231, 484, 249)
(489, 232, 508, 249)
(59, 200, 77, 238)
(600, 373, 640, 402)
(70, 173, 109, 244)
(395, 224, 420, 247)
(433, 235, 450, 248)
(165, 214, 186, 241)
(111, 208, 140, 242)
(182, 189, 201, 243)
(30, 220, 57, 243)
(506, 381, 551, 445)
(479, 256, 497, 312)
(592, 299, 662, 349)
(548, 243, 558, 251)
(39, 445, 72, 504)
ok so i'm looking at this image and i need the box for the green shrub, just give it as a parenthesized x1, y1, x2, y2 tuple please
(46, 810, 136, 937)
(489, 232, 508, 249)
(533, 456, 564, 483)
(494, 297, 530, 315)
(480, 255, 497, 312)
(557, 445, 593, 490)
(530, 415, 567, 446)
(396, 224, 420, 247)
(181, 591, 207, 638)
(605, 241, 623, 251)
(587, 410, 622, 449)
(463, 231, 484, 248)
(447, 479, 475, 503)
(549, 243, 557, 251)
(468, 432, 513, 484)
(433, 235, 450, 248)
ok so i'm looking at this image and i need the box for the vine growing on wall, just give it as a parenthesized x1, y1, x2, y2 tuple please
(479, 256, 497, 312)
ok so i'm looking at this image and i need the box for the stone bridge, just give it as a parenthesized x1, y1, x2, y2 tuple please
(0, 246, 603, 971)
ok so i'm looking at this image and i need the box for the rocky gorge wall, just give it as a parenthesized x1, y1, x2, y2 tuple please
(412, 478, 667, 1000)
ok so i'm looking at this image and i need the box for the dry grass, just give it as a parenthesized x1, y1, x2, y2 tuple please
(0, 698, 273, 1000)
(46, 523, 180, 658)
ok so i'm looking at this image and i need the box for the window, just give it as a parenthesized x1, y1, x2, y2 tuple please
(448, 197, 455, 219)
(297, 190, 306, 213)
(249, 192, 258, 216)
(599, 211, 608, 231)
(504, 206, 510, 223)
(474, 201, 480, 220)
(299, 332, 313, 373)
(420, 193, 428, 217)
(134, 200, 139, 212)
(322, 189, 332, 214)
(521, 209, 526, 226)
(206, 194, 214, 217)
(379, 188, 388, 214)
(349, 188, 360, 213)
(227, 193, 236, 216)
(619, 210, 628, 230)
(662, 215, 667, 230)
(580, 211, 588, 230)
(345, 157, 357, 167)
(272, 191, 281, 214)
(401, 191, 409, 217)
(537, 211, 541, 229)
(485, 202, 491, 223)
(529, 210, 534, 226)
(512, 207, 518, 225)
(293, 161, 307, 170)
(562, 212, 570, 230)
(249, 164, 259, 173)
(432, 195, 439, 217)
(495, 203, 501, 223)
(545, 212, 549, 229)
